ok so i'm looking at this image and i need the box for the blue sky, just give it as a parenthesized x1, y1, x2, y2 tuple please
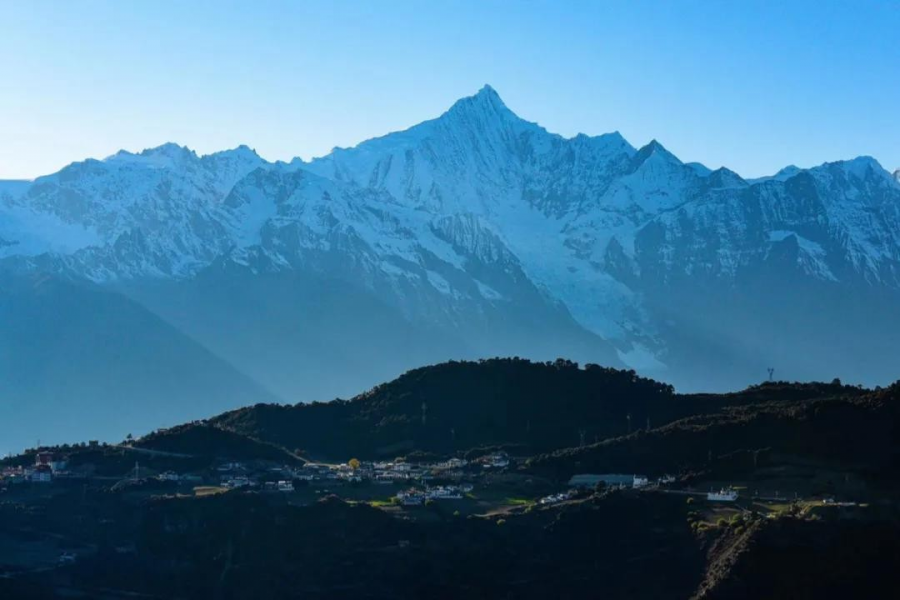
(1, 0, 898, 179)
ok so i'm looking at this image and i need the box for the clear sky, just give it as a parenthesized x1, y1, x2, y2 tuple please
(1, 0, 898, 180)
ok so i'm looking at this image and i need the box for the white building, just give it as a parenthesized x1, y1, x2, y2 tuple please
(482, 453, 510, 469)
(225, 476, 252, 489)
(396, 489, 425, 505)
(435, 458, 468, 470)
(707, 489, 738, 502)
(426, 486, 462, 500)
(539, 492, 571, 505)
(30, 465, 52, 483)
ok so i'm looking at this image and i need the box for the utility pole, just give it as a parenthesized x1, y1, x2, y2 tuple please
(767, 368, 775, 382)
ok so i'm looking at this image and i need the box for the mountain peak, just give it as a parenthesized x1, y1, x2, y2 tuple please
(708, 166, 746, 187)
(141, 142, 196, 160)
(847, 155, 881, 169)
(817, 155, 886, 182)
(631, 139, 681, 170)
(208, 144, 262, 161)
(475, 83, 501, 100)
(775, 165, 801, 178)
(445, 84, 515, 122)
(103, 143, 197, 168)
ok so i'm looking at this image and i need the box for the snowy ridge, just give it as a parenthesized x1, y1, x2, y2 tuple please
(2, 86, 900, 373)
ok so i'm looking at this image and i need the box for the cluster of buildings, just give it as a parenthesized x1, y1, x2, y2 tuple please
(0, 451, 69, 485)
(476, 453, 510, 469)
(541, 474, 676, 505)
(539, 490, 577, 505)
(174, 460, 751, 506)
(210, 456, 482, 492)
(567, 473, 669, 490)
(157, 471, 203, 483)
(262, 480, 296, 493)
(707, 489, 739, 502)
(567, 473, 741, 502)
(395, 483, 474, 506)
(0, 449, 504, 500)
(366, 457, 472, 483)
(211, 463, 310, 490)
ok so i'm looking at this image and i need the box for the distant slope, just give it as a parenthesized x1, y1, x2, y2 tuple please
(118, 265, 473, 403)
(120, 264, 622, 403)
(0, 274, 278, 453)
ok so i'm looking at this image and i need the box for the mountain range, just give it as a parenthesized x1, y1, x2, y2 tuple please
(2, 85, 900, 452)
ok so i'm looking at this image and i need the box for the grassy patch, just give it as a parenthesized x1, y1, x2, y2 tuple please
(193, 486, 228, 497)
(504, 497, 532, 506)
(757, 502, 793, 514)
(368, 499, 395, 507)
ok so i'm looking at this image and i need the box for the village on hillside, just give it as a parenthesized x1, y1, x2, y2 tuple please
(2, 444, 860, 514)
(0, 436, 876, 591)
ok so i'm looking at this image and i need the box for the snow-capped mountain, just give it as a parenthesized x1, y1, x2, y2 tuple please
(0, 143, 273, 277)
(2, 85, 899, 448)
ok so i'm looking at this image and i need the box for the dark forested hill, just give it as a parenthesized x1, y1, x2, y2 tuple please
(205, 358, 881, 463)
(526, 382, 900, 484)
(209, 358, 684, 459)
(133, 422, 301, 464)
